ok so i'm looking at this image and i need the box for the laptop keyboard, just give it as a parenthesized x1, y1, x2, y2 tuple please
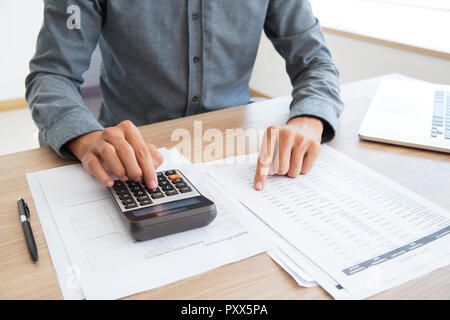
(431, 91, 450, 139)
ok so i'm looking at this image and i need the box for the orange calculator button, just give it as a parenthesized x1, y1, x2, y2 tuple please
(168, 174, 181, 180)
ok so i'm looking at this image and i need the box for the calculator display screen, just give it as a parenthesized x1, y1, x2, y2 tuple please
(132, 197, 202, 217)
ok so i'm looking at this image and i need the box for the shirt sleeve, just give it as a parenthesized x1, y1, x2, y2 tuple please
(264, 0, 345, 142)
(25, 0, 104, 159)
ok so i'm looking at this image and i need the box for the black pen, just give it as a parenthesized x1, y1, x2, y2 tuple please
(17, 198, 38, 263)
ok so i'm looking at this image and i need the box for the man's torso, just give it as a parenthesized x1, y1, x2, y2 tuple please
(96, 0, 269, 127)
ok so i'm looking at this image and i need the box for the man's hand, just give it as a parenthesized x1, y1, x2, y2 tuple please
(254, 116, 323, 191)
(67, 120, 163, 188)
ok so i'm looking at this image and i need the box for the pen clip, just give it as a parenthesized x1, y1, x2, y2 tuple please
(24, 201, 31, 219)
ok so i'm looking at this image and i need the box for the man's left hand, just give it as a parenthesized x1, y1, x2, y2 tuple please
(254, 116, 323, 191)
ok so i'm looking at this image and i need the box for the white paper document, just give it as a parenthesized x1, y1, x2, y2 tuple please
(195, 157, 322, 289)
(27, 173, 85, 299)
(208, 146, 450, 299)
(199, 156, 355, 298)
(27, 148, 269, 299)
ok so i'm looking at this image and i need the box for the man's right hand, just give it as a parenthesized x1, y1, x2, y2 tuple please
(67, 120, 163, 188)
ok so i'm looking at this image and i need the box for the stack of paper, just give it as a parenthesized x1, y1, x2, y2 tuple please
(205, 146, 450, 299)
(27, 148, 272, 299)
(27, 142, 450, 299)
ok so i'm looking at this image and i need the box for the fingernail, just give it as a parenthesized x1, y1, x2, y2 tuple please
(120, 176, 128, 182)
(255, 182, 263, 190)
(150, 180, 158, 189)
(106, 181, 114, 187)
(135, 176, 142, 182)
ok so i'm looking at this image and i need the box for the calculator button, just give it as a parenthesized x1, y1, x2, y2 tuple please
(159, 180, 169, 187)
(179, 187, 192, 193)
(122, 199, 135, 205)
(119, 194, 132, 200)
(147, 187, 161, 194)
(165, 170, 176, 176)
(168, 174, 181, 180)
(137, 196, 149, 202)
(116, 189, 129, 195)
(140, 200, 152, 206)
(113, 181, 125, 190)
(114, 188, 128, 194)
(171, 178, 183, 184)
(161, 185, 174, 191)
(130, 186, 142, 192)
(175, 182, 187, 188)
(165, 189, 178, 196)
(151, 192, 164, 199)
(134, 190, 146, 197)
(125, 203, 138, 209)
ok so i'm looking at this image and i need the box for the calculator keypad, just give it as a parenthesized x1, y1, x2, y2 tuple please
(109, 169, 200, 212)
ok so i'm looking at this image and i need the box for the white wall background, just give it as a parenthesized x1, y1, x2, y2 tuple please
(0, 1, 44, 101)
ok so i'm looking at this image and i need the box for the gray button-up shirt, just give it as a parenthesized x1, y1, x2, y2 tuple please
(26, 0, 344, 159)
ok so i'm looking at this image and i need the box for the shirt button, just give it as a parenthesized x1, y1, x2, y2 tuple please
(192, 96, 199, 102)
(192, 13, 198, 20)
(193, 56, 200, 64)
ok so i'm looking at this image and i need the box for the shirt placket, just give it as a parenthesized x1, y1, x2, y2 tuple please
(185, 0, 203, 116)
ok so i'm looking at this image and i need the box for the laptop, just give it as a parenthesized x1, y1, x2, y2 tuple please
(359, 79, 450, 153)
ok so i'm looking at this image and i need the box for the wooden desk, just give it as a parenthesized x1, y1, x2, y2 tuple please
(0, 75, 449, 299)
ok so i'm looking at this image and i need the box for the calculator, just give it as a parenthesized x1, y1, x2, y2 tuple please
(108, 169, 217, 241)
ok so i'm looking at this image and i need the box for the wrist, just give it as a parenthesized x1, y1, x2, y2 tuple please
(67, 130, 103, 160)
(287, 116, 324, 140)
